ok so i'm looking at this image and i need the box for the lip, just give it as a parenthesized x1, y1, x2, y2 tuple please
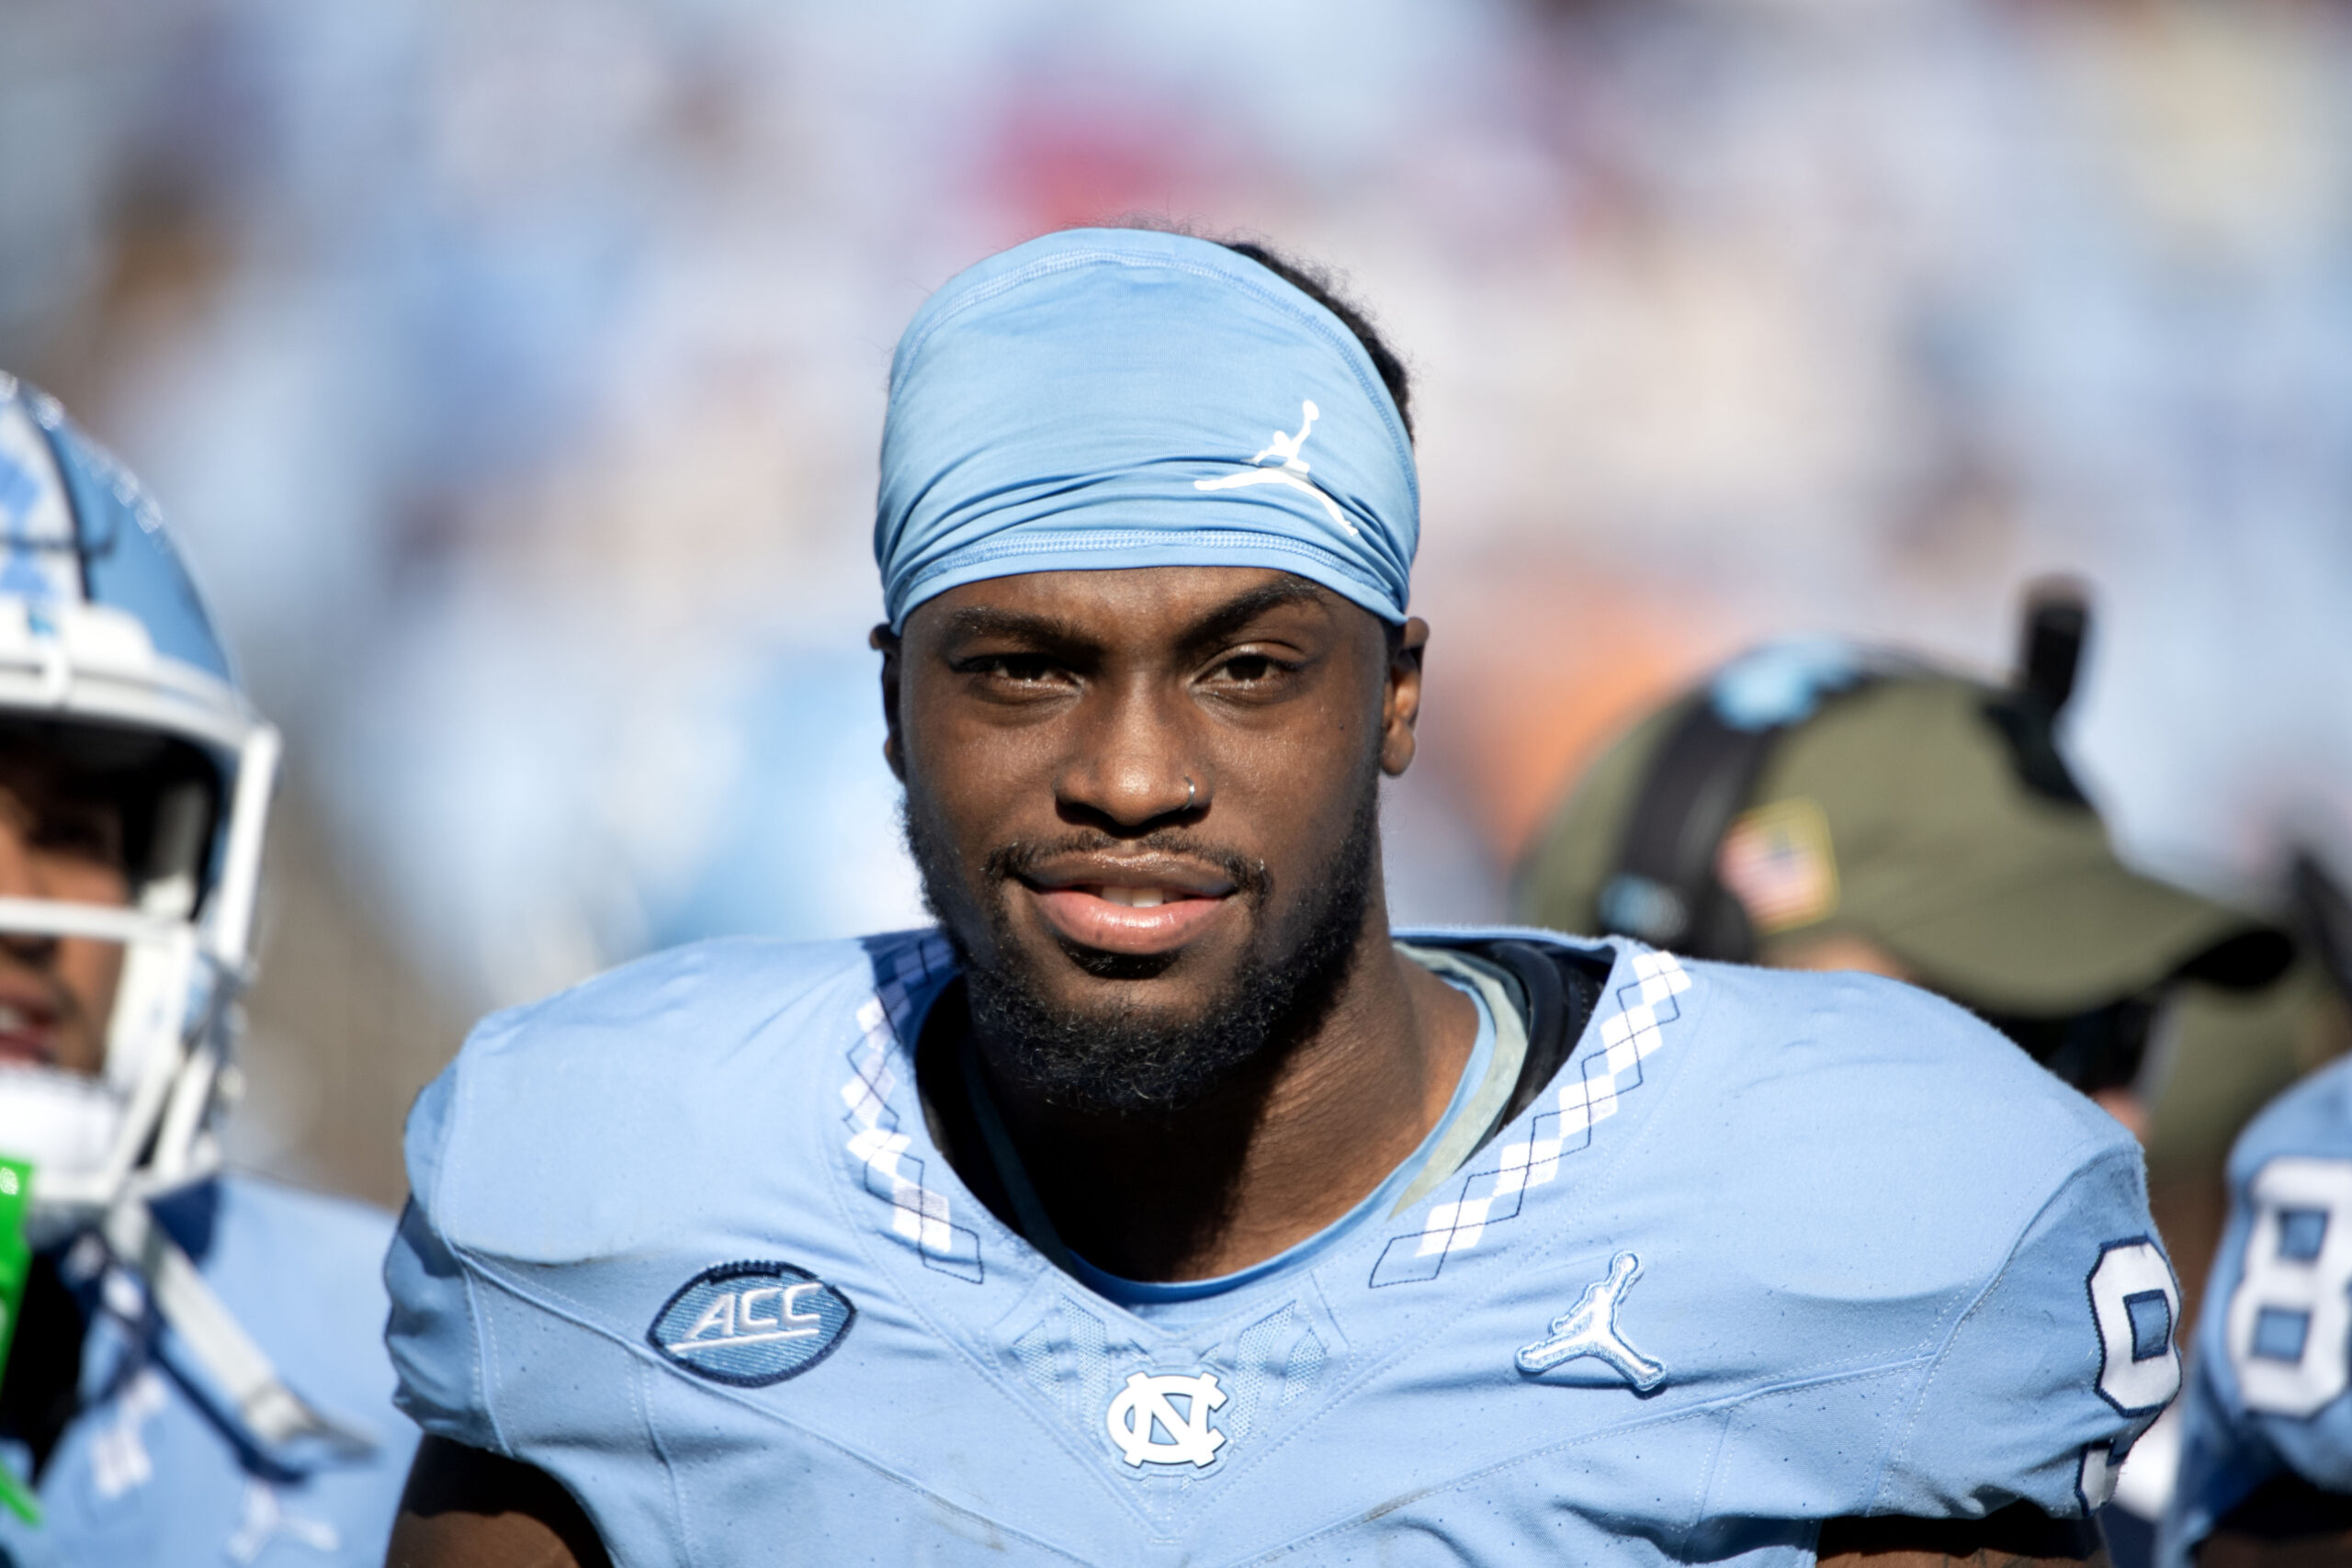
(1017, 857, 1239, 957)
(0, 1001, 59, 1069)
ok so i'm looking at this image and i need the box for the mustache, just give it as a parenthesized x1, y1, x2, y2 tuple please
(981, 831, 1272, 904)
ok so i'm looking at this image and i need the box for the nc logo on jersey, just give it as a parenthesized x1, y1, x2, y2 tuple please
(1105, 1371, 1227, 1469)
(648, 1261, 854, 1387)
(1516, 1252, 1667, 1393)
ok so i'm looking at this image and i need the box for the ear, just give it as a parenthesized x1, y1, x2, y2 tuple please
(1380, 616, 1428, 778)
(871, 624, 907, 783)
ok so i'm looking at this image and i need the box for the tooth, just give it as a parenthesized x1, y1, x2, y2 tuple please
(1131, 890, 1165, 908)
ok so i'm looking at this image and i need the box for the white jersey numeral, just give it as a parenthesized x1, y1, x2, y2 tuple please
(2226, 1156, 2352, 1417)
(2089, 1240, 2180, 1416)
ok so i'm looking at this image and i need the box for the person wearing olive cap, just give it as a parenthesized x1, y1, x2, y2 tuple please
(388, 230, 2173, 1568)
(1514, 593, 2301, 1135)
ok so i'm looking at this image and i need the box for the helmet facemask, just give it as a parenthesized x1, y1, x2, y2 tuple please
(0, 709, 273, 1247)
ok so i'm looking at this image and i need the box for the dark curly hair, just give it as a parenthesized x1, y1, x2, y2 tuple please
(1216, 240, 1413, 442)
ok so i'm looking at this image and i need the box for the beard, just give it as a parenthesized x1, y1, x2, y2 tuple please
(903, 781, 1381, 1117)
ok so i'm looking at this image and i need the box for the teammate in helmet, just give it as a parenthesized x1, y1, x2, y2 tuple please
(390, 229, 2168, 1567)
(0, 378, 413, 1563)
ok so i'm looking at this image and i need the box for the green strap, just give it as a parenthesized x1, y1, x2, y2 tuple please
(0, 1159, 44, 1525)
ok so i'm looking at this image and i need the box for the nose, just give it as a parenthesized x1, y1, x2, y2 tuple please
(1054, 678, 1207, 831)
(0, 794, 38, 896)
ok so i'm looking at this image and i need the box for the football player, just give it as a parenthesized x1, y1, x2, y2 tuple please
(2163, 1053, 2352, 1566)
(388, 229, 2176, 1567)
(0, 378, 414, 1562)
(2161, 863, 2352, 1567)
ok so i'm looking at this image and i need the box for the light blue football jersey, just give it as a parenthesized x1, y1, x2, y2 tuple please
(387, 929, 2175, 1567)
(0, 1176, 415, 1568)
(2161, 1056, 2352, 1567)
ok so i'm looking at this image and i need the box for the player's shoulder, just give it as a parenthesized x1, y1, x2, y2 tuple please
(474, 930, 923, 1044)
(2229, 1055, 2352, 1179)
(1494, 926, 2128, 1157)
(1488, 929, 2142, 1271)
(439, 929, 942, 1094)
(409, 930, 950, 1263)
(1679, 945, 2129, 1157)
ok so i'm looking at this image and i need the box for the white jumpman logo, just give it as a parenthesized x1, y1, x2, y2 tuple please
(1250, 400, 1320, 470)
(1194, 400, 1359, 537)
(1514, 1252, 1667, 1392)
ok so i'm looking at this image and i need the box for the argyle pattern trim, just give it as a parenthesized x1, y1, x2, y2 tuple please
(1371, 949, 1693, 1286)
(840, 934, 983, 1281)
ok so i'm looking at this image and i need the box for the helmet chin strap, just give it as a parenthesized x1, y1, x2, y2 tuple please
(97, 1196, 375, 1460)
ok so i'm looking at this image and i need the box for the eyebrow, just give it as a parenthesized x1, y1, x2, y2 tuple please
(933, 580, 1335, 661)
(1174, 580, 1330, 658)
(934, 605, 1090, 649)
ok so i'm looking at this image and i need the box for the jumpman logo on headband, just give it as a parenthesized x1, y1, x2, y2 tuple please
(1194, 400, 1358, 537)
(1251, 401, 1319, 471)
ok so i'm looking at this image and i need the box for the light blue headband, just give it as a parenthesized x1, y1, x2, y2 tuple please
(874, 229, 1418, 632)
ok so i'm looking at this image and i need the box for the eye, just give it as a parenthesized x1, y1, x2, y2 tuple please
(30, 810, 123, 868)
(1218, 654, 1275, 683)
(955, 651, 1069, 689)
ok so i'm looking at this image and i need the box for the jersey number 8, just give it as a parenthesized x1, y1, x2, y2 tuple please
(2090, 1238, 2180, 1416)
(2227, 1156, 2352, 1418)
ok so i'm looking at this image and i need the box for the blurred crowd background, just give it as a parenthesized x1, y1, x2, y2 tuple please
(3, 0, 2347, 1229)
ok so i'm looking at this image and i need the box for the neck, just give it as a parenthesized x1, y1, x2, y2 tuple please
(955, 907, 1478, 1282)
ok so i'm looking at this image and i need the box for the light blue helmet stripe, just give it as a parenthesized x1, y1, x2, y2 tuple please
(11, 384, 235, 684)
(875, 229, 1418, 631)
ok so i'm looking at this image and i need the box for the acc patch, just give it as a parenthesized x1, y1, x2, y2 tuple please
(648, 1261, 854, 1387)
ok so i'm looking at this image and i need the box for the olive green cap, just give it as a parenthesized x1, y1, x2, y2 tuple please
(1516, 673, 2257, 1015)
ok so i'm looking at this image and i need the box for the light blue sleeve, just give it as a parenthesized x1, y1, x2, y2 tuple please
(2161, 1058, 2352, 1567)
(383, 1065, 504, 1456)
(1877, 1145, 2180, 1520)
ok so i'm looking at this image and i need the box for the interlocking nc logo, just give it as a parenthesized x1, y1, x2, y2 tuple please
(1105, 1371, 1228, 1469)
(1193, 400, 1359, 537)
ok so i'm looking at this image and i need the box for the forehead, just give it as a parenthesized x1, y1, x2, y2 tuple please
(905, 567, 1357, 644)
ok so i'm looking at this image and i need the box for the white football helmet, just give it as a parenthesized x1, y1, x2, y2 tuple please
(0, 375, 361, 1455)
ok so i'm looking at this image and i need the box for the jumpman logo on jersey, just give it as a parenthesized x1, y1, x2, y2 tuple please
(1515, 1252, 1667, 1393)
(1105, 1371, 1228, 1469)
(1194, 399, 1359, 537)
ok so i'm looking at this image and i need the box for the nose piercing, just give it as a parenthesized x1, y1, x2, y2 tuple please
(1184, 775, 1198, 810)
